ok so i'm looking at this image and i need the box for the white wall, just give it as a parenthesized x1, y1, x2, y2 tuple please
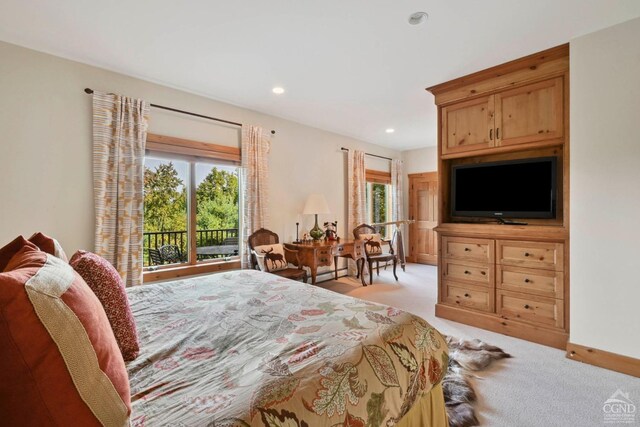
(570, 17, 640, 359)
(0, 41, 399, 257)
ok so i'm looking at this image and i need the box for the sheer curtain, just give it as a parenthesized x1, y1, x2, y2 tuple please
(347, 150, 366, 275)
(391, 158, 405, 259)
(92, 91, 150, 286)
(240, 125, 271, 268)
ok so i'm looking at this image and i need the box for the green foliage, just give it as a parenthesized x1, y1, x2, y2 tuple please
(143, 162, 187, 232)
(196, 167, 239, 232)
(143, 162, 239, 234)
(372, 183, 387, 238)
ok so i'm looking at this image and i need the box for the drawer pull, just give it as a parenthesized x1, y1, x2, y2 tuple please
(464, 270, 471, 275)
(480, 271, 486, 275)
(464, 293, 470, 297)
(524, 252, 530, 257)
(464, 247, 471, 252)
(524, 278, 531, 283)
(524, 304, 530, 309)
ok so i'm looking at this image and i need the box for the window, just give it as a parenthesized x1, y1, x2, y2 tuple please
(365, 169, 392, 238)
(142, 134, 241, 278)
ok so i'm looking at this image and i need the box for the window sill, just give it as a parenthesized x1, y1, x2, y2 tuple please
(143, 259, 241, 283)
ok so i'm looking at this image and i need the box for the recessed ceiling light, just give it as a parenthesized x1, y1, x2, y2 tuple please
(272, 87, 285, 94)
(386, 128, 395, 134)
(408, 12, 428, 25)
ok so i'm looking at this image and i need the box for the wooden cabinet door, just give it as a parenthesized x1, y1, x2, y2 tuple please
(495, 77, 563, 147)
(442, 95, 495, 155)
(408, 172, 438, 265)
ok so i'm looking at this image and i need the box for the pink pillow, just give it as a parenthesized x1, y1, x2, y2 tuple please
(28, 232, 68, 262)
(1, 244, 130, 425)
(70, 250, 139, 361)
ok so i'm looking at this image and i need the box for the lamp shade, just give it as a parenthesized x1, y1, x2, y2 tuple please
(302, 194, 331, 215)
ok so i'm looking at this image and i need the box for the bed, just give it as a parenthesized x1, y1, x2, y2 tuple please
(126, 269, 448, 426)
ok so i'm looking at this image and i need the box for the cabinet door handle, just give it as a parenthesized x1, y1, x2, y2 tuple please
(524, 304, 530, 309)
(489, 129, 493, 140)
(496, 127, 500, 139)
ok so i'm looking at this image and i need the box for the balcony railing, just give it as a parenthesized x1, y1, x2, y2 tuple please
(143, 228, 239, 266)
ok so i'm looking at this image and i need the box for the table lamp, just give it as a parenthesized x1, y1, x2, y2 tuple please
(303, 194, 331, 240)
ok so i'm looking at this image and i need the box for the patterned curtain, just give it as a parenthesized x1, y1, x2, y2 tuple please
(391, 159, 405, 255)
(347, 150, 366, 275)
(92, 92, 149, 287)
(240, 125, 271, 268)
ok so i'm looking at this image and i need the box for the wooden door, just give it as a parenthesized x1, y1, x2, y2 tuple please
(442, 95, 495, 156)
(409, 172, 438, 265)
(495, 77, 563, 147)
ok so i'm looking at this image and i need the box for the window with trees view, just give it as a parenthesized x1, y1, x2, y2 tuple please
(143, 156, 240, 268)
(366, 180, 391, 238)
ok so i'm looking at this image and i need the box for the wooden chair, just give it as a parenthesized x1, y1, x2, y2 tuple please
(353, 224, 399, 285)
(248, 228, 308, 283)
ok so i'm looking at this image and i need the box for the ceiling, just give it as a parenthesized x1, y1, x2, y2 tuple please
(1, 1, 639, 150)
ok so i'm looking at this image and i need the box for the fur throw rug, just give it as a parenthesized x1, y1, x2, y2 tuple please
(442, 336, 511, 427)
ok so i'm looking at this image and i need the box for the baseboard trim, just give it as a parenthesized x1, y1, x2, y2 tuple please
(435, 303, 568, 349)
(566, 342, 640, 378)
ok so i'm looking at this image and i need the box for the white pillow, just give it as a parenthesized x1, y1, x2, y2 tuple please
(253, 243, 288, 272)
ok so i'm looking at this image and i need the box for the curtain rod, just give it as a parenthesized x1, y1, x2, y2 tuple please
(84, 88, 275, 134)
(340, 147, 392, 161)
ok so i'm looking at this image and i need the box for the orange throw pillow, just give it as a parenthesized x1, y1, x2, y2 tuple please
(0, 244, 130, 426)
(28, 231, 68, 262)
(0, 235, 35, 271)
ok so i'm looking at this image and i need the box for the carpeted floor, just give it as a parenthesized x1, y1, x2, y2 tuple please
(321, 263, 640, 427)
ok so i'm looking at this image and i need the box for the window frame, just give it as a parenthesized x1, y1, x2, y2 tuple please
(143, 133, 241, 282)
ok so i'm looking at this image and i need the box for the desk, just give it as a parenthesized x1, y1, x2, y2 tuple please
(285, 239, 367, 286)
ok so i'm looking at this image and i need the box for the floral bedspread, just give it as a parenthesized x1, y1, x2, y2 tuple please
(126, 270, 448, 427)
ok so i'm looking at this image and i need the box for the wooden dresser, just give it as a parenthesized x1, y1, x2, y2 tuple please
(427, 45, 570, 349)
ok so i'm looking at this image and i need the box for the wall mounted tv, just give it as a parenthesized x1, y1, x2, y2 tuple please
(451, 157, 557, 219)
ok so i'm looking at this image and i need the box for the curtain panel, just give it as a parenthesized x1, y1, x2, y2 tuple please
(92, 91, 149, 287)
(391, 158, 405, 256)
(240, 125, 270, 268)
(347, 150, 366, 275)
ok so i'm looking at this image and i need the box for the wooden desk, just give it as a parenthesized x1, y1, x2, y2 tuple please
(285, 239, 366, 286)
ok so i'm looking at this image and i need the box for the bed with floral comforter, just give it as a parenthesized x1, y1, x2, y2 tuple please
(126, 270, 448, 426)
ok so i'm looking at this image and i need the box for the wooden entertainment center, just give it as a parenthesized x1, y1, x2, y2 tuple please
(426, 45, 570, 349)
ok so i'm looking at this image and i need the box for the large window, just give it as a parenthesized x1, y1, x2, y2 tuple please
(365, 169, 392, 238)
(142, 134, 241, 276)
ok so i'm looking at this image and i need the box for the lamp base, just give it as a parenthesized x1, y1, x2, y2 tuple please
(309, 214, 325, 240)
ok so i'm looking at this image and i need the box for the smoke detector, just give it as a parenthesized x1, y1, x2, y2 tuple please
(408, 12, 429, 25)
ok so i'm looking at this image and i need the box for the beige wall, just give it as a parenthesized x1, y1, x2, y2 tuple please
(570, 17, 640, 359)
(0, 41, 400, 260)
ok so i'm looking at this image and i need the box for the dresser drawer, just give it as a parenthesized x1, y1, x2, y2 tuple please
(443, 281, 494, 313)
(497, 290, 563, 328)
(442, 236, 494, 264)
(442, 259, 493, 287)
(497, 240, 563, 271)
(497, 266, 564, 299)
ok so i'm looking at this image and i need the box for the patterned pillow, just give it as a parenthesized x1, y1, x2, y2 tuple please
(253, 243, 288, 272)
(0, 235, 35, 272)
(359, 233, 387, 255)
(28, 232, 68, 262)
(0, 244, 130, 426)
(70, 250, 140, 361)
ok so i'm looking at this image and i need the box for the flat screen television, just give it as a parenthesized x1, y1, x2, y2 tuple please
(451, 157, 557, 219)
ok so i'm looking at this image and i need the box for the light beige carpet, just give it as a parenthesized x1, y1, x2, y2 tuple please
(321, 263, 640, 427)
